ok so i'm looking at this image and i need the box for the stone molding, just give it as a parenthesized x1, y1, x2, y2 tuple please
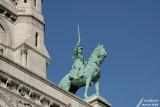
(0, 55, 92, 107)
(16, 16, 45, 31)
(0, 42, 51, 66)
(0, 6, 17, 24)
(14, 43, 51, 65)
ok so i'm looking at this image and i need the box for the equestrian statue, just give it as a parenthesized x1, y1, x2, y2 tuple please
(59, 26, 107, 99)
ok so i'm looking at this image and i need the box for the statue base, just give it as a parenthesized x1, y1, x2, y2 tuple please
(85, 94, 111, 107)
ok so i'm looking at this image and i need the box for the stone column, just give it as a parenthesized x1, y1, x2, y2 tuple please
(85, 94, 111, 107)
(21, 50, 28, 67)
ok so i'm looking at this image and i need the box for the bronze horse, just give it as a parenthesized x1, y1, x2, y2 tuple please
(59, 44, 107, 99)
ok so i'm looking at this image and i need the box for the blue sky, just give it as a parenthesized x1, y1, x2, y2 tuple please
(42, 0, 160, 107)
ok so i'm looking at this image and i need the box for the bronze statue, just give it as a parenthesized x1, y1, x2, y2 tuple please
(59, 26, 107, 99)
(70, 26, 85, 80)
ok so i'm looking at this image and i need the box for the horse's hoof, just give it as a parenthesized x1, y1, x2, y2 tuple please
(84, 96, 88, 99)
(96, 92, 99, 95)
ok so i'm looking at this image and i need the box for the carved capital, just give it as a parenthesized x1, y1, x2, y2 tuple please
(21, 50, 28, 55)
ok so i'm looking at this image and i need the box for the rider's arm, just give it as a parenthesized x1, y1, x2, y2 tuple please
(72, 41, 80, 58)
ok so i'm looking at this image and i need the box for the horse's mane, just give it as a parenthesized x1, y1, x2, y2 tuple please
(91, 44, 101, 57)
(86, 44, 101, 63)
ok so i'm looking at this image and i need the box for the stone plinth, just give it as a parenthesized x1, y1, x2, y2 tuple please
(85, 94, 111, 107)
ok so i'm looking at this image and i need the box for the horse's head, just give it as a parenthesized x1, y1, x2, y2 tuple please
(96, 44, 107, 58)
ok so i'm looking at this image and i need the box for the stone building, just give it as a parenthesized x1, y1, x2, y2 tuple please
(0, 0, 111, 107)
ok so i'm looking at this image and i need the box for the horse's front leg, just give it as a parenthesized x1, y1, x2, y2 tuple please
(94, 79, 99, 95)
(84, 77, 92, 99)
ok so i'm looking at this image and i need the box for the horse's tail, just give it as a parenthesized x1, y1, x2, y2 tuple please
(59, 74, 71, 91)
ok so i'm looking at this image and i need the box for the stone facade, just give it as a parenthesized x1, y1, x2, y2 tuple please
(0, 0, 111, 107)
(0, 0, 50, 78)
(0, 54, 92, 107)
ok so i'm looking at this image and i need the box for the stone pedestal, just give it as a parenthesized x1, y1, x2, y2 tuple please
(85, 94, 112, 107)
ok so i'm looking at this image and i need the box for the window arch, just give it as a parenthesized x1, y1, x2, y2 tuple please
(34, 0, 36, 6)
(24, 0, 27, 3)
(35, 32, 38, 47)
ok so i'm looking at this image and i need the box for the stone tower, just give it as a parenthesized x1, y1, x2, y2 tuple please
(0, 0, 50, 78)
(0, 0, 111, 107)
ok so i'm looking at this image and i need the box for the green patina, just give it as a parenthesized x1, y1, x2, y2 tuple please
(59, 26, 107, 99)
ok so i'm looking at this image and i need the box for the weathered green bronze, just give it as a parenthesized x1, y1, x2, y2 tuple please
(59, 26, 107, 99)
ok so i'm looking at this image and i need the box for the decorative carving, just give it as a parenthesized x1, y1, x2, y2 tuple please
(0, 92, 33, 107)
(16, 16, 45, 31)
(21, 49, 28, 55)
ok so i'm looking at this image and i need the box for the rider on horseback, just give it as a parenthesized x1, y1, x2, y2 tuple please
(69, 26, 86, 80)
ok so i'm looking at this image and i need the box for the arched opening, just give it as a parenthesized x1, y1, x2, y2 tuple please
(34, 0, 36, 6)
(24, 0, 27, 3)
(35, 32, 38, 47)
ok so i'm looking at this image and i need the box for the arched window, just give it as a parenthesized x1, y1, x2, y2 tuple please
(34, 0, 36, 6)
(35, 32, 38, 47)
(24, 0, 27, 3)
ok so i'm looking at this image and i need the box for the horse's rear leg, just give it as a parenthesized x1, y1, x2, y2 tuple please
(59, 74, 71, 91)
(84, 77, 92, 99)
(94, 79, 99, 95)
